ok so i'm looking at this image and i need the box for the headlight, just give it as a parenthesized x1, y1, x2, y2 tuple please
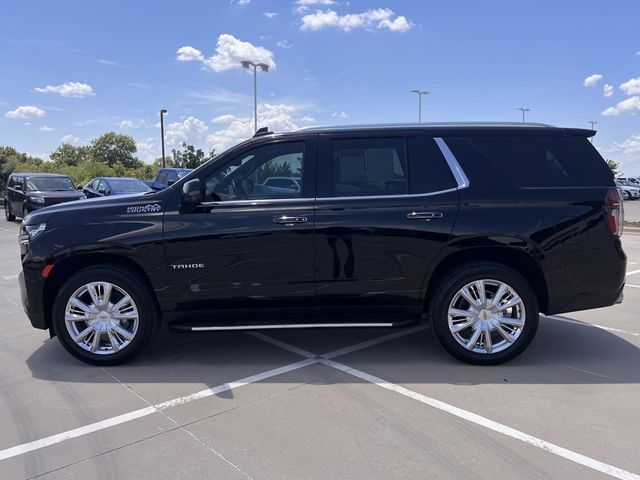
(20, 223, 47, 244)
(29, 196, 45, 204)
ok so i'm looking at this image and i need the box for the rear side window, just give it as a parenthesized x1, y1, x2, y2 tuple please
(8, 176, 16, 188)
(449, 136, 612, 187)
(331, 138, 408, 196)
(407, 137, 457, 193)
(156, 171, 168, 185)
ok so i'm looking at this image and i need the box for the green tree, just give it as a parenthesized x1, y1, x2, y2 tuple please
(171, 143, 216, 169)
(606, 159, 621, 177)
(90, 132, 139, 168)
(50, 144, 90, 167)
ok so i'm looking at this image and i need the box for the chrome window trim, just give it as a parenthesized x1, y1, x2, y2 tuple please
(316, 188, 459, 202)
(434, 137, 470, 189)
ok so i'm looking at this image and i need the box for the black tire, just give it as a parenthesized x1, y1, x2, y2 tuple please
(429, 262, 539, 365)
(4, 201, 15, 221)
(52, 265, 161, 365)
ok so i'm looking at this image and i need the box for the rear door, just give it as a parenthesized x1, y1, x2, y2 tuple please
(314, 130, 460, 315)
(163, 137, 317, 312)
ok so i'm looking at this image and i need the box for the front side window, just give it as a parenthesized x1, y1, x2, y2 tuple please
(204, 142, 305, 202)
(331, 138, 408, 197)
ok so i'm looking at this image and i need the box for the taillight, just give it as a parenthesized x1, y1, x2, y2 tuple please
(605, 188, 624, 237)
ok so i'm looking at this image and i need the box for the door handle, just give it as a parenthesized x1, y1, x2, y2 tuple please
(406, 212, 443, 221)
(273, 215, 308, 225)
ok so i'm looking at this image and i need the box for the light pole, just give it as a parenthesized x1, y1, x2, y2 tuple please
(517, 107, 530, 123)
(588, 121, 598, 143)
(411, 90, 429, 123)
(241, 60, 269, 133)
(160, 109, 167, 168)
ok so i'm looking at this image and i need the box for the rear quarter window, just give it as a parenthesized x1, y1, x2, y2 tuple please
(447, 136, 613, 187)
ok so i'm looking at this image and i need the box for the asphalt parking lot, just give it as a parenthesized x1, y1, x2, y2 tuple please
(0, 220, 639, 480)
(624, 199, 640, 223)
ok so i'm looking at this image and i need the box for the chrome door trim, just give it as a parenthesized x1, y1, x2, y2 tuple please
(434, 137, 470, 189)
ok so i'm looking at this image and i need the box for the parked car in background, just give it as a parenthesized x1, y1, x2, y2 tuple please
(18, 122, 625, 366)
(615, 179, 640, 200)
(151, 168, 192, 190)
(5, 172, 85, 221)
(618, 177, 640, 187)
(83, 177, 151, 198)
(262, 176, 302, 192)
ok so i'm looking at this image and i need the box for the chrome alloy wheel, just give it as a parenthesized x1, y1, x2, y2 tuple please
(64, 282, 139, 355)
(447, 279, 526, 354)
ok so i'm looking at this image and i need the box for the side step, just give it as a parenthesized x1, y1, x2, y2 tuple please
(169, 319, 417, 332)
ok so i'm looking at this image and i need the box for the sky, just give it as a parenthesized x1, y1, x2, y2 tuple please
(1, 0, 639, 175)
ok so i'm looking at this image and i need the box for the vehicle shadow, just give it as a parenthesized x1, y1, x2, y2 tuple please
(26, 316, 640, 387)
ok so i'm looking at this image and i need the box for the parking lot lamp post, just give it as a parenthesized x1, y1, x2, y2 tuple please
(160, 109, 167, 168)
(588, 121, 598, 143)
(411, 90, 429, 123)
(241, 60, 269, 133)
(517, 107, 530, 123)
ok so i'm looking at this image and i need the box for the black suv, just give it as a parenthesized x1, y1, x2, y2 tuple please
(5, 173, 85, 221)
(151, 167, 192, 190)
(17, 123, 626, 366)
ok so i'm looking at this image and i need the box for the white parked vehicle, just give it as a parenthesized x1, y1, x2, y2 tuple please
(615, 179, 640, 200)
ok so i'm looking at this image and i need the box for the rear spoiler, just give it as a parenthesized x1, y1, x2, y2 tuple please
(564, 128, 596, 138)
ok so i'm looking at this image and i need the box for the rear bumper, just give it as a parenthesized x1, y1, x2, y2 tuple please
(545, 242, 626, 315)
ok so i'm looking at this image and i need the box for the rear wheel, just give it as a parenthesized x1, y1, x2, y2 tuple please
(52, 266, 160, 365)
(430, 262, 539, 365)
(4, 201, 15, 221)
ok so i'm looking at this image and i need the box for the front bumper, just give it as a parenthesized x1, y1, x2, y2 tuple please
(19, 269, 47, 330)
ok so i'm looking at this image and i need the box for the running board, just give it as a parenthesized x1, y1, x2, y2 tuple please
(170, 320, 415, 332)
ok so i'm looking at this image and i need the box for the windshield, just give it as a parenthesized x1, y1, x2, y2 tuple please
(109, 179, 151, 193)
(26, 176, 76, 191)
(177, 170, 191, 179)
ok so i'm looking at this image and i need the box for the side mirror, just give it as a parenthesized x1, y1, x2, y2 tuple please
(181, 179, 202, 212)
(167, 179, 176, 186)
(77, 186, 83, 191)
(14, 184, 22, 190)
(98, 189, 107, 195)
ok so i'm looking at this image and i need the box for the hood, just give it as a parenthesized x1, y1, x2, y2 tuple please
(23, 191, 166, 225)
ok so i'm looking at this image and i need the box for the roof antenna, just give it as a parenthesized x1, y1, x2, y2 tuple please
(253, 126, 272, 137)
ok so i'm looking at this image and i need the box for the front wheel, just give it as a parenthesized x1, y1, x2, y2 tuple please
(52, 266, 160, 365)
(430, 262, 539, 365)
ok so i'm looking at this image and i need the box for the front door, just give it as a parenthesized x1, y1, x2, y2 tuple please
(163, 138, 317, 313)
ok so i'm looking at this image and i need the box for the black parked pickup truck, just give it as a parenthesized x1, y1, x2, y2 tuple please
(18, 123, 626, 365)
(5, 172, 85, 221)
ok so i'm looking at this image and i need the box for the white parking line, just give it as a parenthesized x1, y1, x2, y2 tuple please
(254, 333, 640, 480)
(626, 284, 640, 289)
(544, 315, 640, 337)
(320, 357, 640, 480)
(626, 268, 640, 277)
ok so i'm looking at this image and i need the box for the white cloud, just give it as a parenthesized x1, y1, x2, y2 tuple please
(300, 8, 412, 33)
(176, 34, 276, 72)
(119, 120, 137, 129)
(207, 103, 300, 152)
(38, 125, 55, 132)
(295, 0, 334, 13)
(601, 96, 640, 116)
(301, 115, 315, 123)
(237, 0, 250, 4)
(136, 137, 158, 163)
(212, 114, 238, 124)
(263, 12, 278, 18)
(34, 81, 94, 97)
(97, 59, 129, 68)
(603, 84, 614, 98)
(60, 134, 81, 145)
(23, 122, 31, 127)
(620, 77, 640, 96)
(277, 39, 293, 49)
(5, 105, 46, 119)
(582, 74, 603, 87)
(332, 111, 348, 118)
(600, 133, 640, 176)
(165, 116, 209, 149)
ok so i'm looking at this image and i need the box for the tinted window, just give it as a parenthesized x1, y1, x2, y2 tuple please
(331, 138, 408, 197)
(449, 136, 612, 187)
(8, 176, 16, 188)
(156, 171, 168, 185)
(109, 179, 151, 193)
(167, 171, 179, 184)
(407, 137, 456, 193)
(26, 176, 75, 191)
(204, 142, 305, 201)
